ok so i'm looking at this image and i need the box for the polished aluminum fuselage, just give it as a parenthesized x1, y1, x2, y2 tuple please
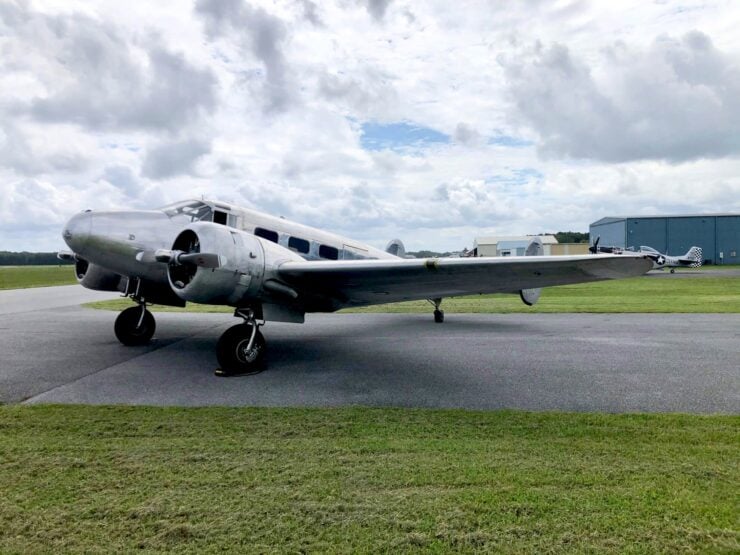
(63, 199, 395, 284)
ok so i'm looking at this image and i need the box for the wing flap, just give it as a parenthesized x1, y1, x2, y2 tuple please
(277, 254, 652, 309)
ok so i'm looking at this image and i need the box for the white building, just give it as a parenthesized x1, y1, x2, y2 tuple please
(474, 235, 559, 257)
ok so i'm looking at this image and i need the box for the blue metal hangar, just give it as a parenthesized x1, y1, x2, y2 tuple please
(590, 214, 740, 265)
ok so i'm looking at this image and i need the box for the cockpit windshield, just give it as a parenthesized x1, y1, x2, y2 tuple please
(640, 246, 659, 254)
(161, 200, 213, 224)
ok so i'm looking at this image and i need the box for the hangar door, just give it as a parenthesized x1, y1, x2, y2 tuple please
(627, 218, 667, 252)
(717, 216, 740, 264)
(667, 217, 714, 263)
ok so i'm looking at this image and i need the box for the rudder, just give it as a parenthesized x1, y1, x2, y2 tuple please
(686, 246, 703, 267)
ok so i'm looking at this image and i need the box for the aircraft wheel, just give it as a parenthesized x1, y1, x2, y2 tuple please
(114, 306, 155, 346)
(670, 268, 675, 274)
(434, 309, 445, 323)
(216, 324, 266, 375)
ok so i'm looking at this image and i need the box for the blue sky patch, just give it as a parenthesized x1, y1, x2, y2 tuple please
(360, 121, 450, 151)
(485, 168, 543, 188)
(487, 135, 534, 148)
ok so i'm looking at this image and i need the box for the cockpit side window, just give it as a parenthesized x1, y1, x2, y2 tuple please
(162, 201, 213, 224)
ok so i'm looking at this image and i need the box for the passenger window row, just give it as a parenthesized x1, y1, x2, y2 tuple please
(253, 227, 339, 260)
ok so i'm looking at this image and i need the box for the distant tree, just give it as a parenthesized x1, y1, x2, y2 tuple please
(553, 232, 589, 244)
(0, 252, 73, 266)
(406, 250, 462, 258)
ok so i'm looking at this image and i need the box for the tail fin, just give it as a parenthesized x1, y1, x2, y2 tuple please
(685, 246, 703, 267)
(385, 239, 406, 258)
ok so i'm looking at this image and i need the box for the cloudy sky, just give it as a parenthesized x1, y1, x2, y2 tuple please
(2, 0, 740, 252)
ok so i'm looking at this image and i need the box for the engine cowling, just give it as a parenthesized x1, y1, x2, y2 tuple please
(167, 222, 303, 305)
(74, 258, 124, 291)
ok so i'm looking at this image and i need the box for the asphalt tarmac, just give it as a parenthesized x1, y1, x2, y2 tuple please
(2, 285, 738, 413)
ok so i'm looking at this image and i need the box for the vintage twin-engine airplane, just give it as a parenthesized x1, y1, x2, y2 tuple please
(590, 237, 703, 273)
(61, 199, 652, 375)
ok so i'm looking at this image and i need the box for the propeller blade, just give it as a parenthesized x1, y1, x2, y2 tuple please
(147, 249, 224, 268)
(589, 235, 600, 254)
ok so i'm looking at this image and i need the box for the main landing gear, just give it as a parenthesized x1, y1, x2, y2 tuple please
(215, 308, 266, 377)
(429, 297, 444, 323)
(114, 278, 155, 346)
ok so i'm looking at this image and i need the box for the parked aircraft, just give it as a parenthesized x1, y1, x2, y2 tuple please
(635, 245, 703, 272)
(61, 199, 652, 375)
(589, 237, 702, 273)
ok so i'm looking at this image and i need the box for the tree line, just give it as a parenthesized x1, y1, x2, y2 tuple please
(0, 252, 73, 266)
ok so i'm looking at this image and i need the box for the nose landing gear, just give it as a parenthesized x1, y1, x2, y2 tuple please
(114, 304, 156, 346)
(215, 308, 266, 376)
(114, 278, 156, 346)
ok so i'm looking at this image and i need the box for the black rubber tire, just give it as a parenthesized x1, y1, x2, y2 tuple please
(114, 306, 156, 346)
(216, 324, 266, 375)
(434, 309, 444, 323)
(670, 268, 675, 274)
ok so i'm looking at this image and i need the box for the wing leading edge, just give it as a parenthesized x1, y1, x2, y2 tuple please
(277, 254, 653, 310)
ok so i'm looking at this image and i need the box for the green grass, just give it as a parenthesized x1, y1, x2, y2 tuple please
(0, 406, 737, 553)
(4, 264, 739, 313)
(345, 275, 740, 314)
(86, 274, 740, 314)
(0, 265, 76, 290)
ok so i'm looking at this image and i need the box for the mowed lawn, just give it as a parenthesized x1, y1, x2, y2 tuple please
(0, 406, 737, 553)
(85, 273, 740, 313)
(0, 265, 75, 290)
(3, 264, 739, 312)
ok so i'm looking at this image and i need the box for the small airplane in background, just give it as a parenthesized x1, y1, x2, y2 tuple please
(589, 237, 703, 273)
(634, 245, 703, 272)
(60, 199, 652, 375)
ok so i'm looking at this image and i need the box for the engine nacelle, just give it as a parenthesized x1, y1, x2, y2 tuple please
(74, 258, 124, 291)
(167, 222, 304, 306)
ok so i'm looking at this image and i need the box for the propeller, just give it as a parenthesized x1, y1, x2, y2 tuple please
(589, 236, 600, 254)
(135, 249, 224, 268)
(154, 249, 223, 268)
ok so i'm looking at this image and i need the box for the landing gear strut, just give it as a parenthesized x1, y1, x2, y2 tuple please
(114, 278, 155, 346)
(215, 308, 266, 376)
(429, 298, 444, 323)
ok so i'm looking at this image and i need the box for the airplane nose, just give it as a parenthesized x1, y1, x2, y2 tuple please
(63, 210, 92, 251)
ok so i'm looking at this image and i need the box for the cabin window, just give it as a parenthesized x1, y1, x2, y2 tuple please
(319, 244, 339, 260)
(288, 236, 310, 254)
(254, 227, 278, 243)
(213, 211, 228, 225)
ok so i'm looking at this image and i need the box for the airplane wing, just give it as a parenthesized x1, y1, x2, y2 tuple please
(277, 254, 652, 310)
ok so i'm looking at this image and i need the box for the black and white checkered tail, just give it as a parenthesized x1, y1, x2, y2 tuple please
(686, 246, 703, 267)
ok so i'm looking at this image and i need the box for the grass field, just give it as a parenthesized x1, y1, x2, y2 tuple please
(0, 406, 737, 553)
(85, 273, 740, 314)
(3, 264, 739, 313)
(0, 265, 75, 290)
